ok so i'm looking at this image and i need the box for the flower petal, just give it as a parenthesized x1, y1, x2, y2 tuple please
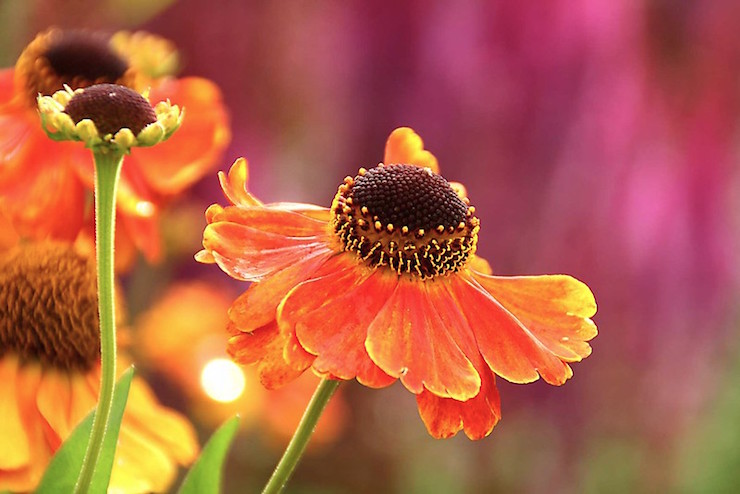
(472, 273, 597, 362)
(279, 255, 396, 388)
(0, 120, 86, 241)
(204, 207, 331, 281)
(228, 250, 332, 332)
(416, 366, 501, 440)
(36, 368, 73, 443)
(123, 377, 199, 465)
(365, 278, 481, 400)
(110, 426, 176, 494)
(384, 127, 440, 173)
(0, 68, 14, 107)
(128, 76, 231, 195)
(218, 157, 261, 207)
(0, 356, 30, 469)
(228, 321, 312, 389)
(450, 273, 576, 385)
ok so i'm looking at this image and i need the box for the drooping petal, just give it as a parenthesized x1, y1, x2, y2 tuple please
(128, 76, 230, 196)
(471, 272, 598, 362)
(414, 281, 502, 439)
(365, 277, 480, 401)
(416, 366, 501, 440)
(279, 254, 396, 388)
(384, 127, 440, 173)
(449, 273, 575, 385)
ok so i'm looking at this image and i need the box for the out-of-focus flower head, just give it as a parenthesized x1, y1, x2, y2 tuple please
(135, 280, 347, 446)
(0, 209, 198, 493)
(197, 127, 597, 439)
(0, 27, 230, 267)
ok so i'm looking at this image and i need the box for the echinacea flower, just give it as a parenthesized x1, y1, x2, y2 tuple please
(0, 27, 230, 264)
(197, 127, 598, 439)
(0, 212, 198, 493)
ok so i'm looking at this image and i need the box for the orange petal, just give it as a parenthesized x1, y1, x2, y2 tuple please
(365, 278, 480, 400)
(416, 366, 501, 440)
(383, 127, 440, 173)
(209, 204, 329, 237)
(229, 321, 312, 389)
(468, 254, 493, 275)
(0, 125, 86, 241)
(450, 274, 575, 385)
(118, 209, 162, 264)
(0, 356, 30, 469)
(279, 255, 396, 388)
(0, 68, 14, 106)
(229, 251, 331, 332)
(204, 211, 331, 281)
(218, 158, 262, 207)
(130, 76, 231, 195)
(472, 273, 597, 362)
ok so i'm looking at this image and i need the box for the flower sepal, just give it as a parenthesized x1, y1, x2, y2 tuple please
(38, 84, 182, 154)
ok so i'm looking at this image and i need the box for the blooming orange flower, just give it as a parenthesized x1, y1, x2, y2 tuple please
(135, 280, 347, 446)
(0, 28, 230, 264)
(0, 211, 198, 492)
(198, 128, 598, 439)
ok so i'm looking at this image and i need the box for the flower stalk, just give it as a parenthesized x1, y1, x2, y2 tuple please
(261, 378, 341, 494)
(74, 149, 124, 493)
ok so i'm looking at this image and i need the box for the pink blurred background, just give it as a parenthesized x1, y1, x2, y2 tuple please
(2, 0, 739, 491)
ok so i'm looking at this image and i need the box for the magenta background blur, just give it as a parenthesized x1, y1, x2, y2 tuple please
(2, 1, 739, 492)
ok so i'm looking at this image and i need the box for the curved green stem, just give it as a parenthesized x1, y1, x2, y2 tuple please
(262, 378, 341, 494)
(74, 150, 124, 494)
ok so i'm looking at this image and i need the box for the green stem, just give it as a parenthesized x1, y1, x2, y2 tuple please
(74, 150, 124, 494)
(261, 378, 341, 494)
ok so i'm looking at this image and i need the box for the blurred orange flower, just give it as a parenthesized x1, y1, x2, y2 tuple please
(197, 128, 598, 440)
(0, 211, 198, 493)
(135, 280, 347, 446)
(0, 28, 230, 265)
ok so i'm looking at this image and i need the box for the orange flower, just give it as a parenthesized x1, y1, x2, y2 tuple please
(0, 211, 198, 492)
(0, 28, 230, 264)
(198, 128, 598, 440)
(135, 281, 347, 446)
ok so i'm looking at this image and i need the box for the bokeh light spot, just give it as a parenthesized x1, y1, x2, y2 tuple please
(200, 358, 246, 403)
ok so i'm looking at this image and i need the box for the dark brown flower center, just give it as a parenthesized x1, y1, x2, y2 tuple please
(65, 83, 157, 136)
(0, 242, 100, 370)
(332, 164, 480, 278)
(14, 28, 136, 105)
(352, 164, 468, 231)
(44, 31, 128, 85)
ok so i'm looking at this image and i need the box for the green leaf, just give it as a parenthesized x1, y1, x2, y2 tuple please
(35, 367, 134, 493)
(178, 416, 240, 494)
